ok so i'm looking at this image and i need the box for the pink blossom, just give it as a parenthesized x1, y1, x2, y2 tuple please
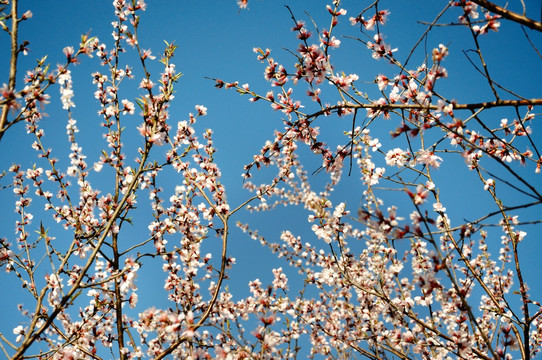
(432, 44, 449, 62)
(63, 46, 75, 59)
(195, 105, 207, 116)
(416, 149, 442, 168)
(376, 74, 389, 91)
(237, 0, 248, 9)
(121, 99, 135, 114)
(484, 178, 495, 190)
(385, 148, 410, 167)
(433, 202, 446, 212)
(21, 10, 33, 20)
(330, 73, 358, 91)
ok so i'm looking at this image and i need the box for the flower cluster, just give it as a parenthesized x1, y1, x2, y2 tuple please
(2, 1, 541, 359)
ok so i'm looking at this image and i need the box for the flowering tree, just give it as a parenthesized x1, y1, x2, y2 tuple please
(1, 0, 541, 359)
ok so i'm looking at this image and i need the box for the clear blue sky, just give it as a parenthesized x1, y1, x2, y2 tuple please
(1, 0, 541, 356)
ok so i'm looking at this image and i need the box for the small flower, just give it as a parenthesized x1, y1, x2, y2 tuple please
(385, 148, 409, 167)
(307, 88, 321, 102)
(139, 78, 154, 89)
(13, 325, 27, 342)
(368, 138, 381, 152)
(365, 10, 390, 30)
(129, 293, 138, 308)
(376, 74, 389, 91)
(63, 46, 76, 63)
(330, 73, 358, 91)
(141, 49, 156, 60)
(416, 149, 442, 168)
(21, 10, 33, 20)
(237, 0, 248, 9)
(484, 179, 494, 191)
(121, 99, 135, 115)
(326, 5, 347, 16)
(195, 105, 207, 116)
(413, 184, 429, 205)
(433, 202, 446, 212)
(432, 44, 448, 62)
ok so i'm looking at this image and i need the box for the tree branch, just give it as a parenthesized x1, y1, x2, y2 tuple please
(0, 0, 19, 141)
(470, 0, 542, 31)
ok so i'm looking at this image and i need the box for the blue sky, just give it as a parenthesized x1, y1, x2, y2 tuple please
(1, 0, 542, 357)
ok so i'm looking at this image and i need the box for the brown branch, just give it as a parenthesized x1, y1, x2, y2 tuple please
(470, 0, 542, 31)
(465, 16, 500, 101)
(521, 26, 542, 60)
(220, 79, 542, 116)
(112, 232, 126, 360)
(305, 98, 542, 119)
(479, 170, 531, 359)
(0, 0, 19, 142)
(403, 2, 453, 71)
(11, 143, 153, 360)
